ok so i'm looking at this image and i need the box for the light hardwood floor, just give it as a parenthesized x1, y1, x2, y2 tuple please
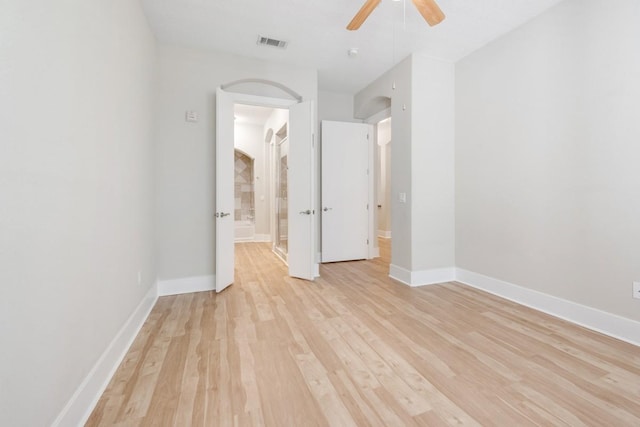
(87, 240, 640, 426)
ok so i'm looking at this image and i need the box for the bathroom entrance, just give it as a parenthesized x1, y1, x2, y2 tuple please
(232, 103, 290, 261)
(215, 85, 317, 292)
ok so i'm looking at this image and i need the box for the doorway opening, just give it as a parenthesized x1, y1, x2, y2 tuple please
(375, 117, 392, 262)
(233, 103, 290, 264)
(216, 86, 316, 292)
(273, 123, 289, 262)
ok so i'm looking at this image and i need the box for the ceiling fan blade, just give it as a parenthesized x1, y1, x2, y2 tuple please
(347, 0, 382, 31)
(411, 0, 445, 26)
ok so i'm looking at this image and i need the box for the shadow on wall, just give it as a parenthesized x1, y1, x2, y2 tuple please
(355, 95, 391, 120)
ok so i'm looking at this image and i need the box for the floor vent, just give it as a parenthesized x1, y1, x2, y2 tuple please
(257, 35, 288, 49)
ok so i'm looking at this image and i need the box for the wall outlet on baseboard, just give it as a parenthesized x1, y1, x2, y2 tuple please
(633, 282, 640, 300)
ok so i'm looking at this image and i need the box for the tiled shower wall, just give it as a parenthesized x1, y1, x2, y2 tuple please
(234, 150, 254, 221)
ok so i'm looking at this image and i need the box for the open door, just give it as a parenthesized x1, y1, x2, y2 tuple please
(288, 101, 315, 280)
(215, 87, 234, 292)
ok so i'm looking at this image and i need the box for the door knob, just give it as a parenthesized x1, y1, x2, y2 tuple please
(216, 212, 231, 218)
(299, 210, 312, 215)
(323, 207, 332, 212)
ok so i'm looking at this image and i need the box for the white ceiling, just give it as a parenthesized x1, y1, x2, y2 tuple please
(141, 0, 565, 94)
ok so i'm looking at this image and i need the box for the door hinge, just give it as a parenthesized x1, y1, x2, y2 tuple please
(366, 133, 370, 140)
(367, 239, 369, 245)
(366, 203, 369, 210)
(312, 133, 315, 148)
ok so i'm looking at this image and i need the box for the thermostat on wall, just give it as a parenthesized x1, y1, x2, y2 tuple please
(185, 110, 198, 122)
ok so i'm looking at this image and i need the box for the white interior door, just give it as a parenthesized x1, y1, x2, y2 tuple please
(321, 121, 370, 263)
(288, 101, 315, 280)
(215, 87, 234, 292)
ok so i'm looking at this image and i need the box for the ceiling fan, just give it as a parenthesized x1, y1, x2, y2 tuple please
(347, 0, 445, 30)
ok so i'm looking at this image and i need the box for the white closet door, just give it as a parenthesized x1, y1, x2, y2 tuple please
(321, 121, 370, 263)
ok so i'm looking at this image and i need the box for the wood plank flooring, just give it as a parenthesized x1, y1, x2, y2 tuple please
(87, 240, 640, 426)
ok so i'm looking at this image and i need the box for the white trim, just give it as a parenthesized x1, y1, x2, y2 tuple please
(157, 275, 215, 296)
(52, 284, 157, 427)
(367, 122, 376, 261)
(389, 264, 456, 287)
(220, 91, 299, 108)
(456, 269, 640, 347)
(389, 264, 412, 285)
(253, 233, 271, 242)
(220, 79, 303, 102)
(377, 230, 391, 238)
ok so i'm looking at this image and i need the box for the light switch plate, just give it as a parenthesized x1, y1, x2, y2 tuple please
(185, 110, 198, 122)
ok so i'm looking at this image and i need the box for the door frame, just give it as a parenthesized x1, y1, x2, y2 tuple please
(365, 107, 392, 260)
(216, 90, 318, 283)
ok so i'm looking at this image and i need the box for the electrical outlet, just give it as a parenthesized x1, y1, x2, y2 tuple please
(138, 271, 142, 286)
(633, 282, 640, 300)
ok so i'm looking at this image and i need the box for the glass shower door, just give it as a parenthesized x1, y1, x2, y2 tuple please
(274, 137, 289, 260)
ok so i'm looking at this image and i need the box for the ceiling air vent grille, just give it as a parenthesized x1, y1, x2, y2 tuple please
(257, 36, 288, 49)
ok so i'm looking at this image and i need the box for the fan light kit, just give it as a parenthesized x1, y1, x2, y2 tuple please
(347, 0, 445, 30)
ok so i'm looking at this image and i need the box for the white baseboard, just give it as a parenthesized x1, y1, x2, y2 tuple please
(157, 275, 215, 296)
(456, 268, 640, 347)
(234, 237, 254, 242)
(389, 264, 456, 287)
(235, 234, 271, 243)
(377, 230, 391, 239)
(52, 284, 158, 427)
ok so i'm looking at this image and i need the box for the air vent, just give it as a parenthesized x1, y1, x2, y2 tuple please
(257, 35, 288, 49)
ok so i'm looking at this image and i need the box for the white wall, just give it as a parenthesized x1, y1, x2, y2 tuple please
(355, 57, 414, 273)
(154, 45, 317, 282)
(0, 1, 156, 425)
(411, 55, 455, 272)
(456, 0, 640, 322)
(318, 90, 358, 123)
(355, 55, 456, 283)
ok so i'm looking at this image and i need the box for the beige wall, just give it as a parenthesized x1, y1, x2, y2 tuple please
(456, 0, 640, 322)
(0, 1, 157, 425)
